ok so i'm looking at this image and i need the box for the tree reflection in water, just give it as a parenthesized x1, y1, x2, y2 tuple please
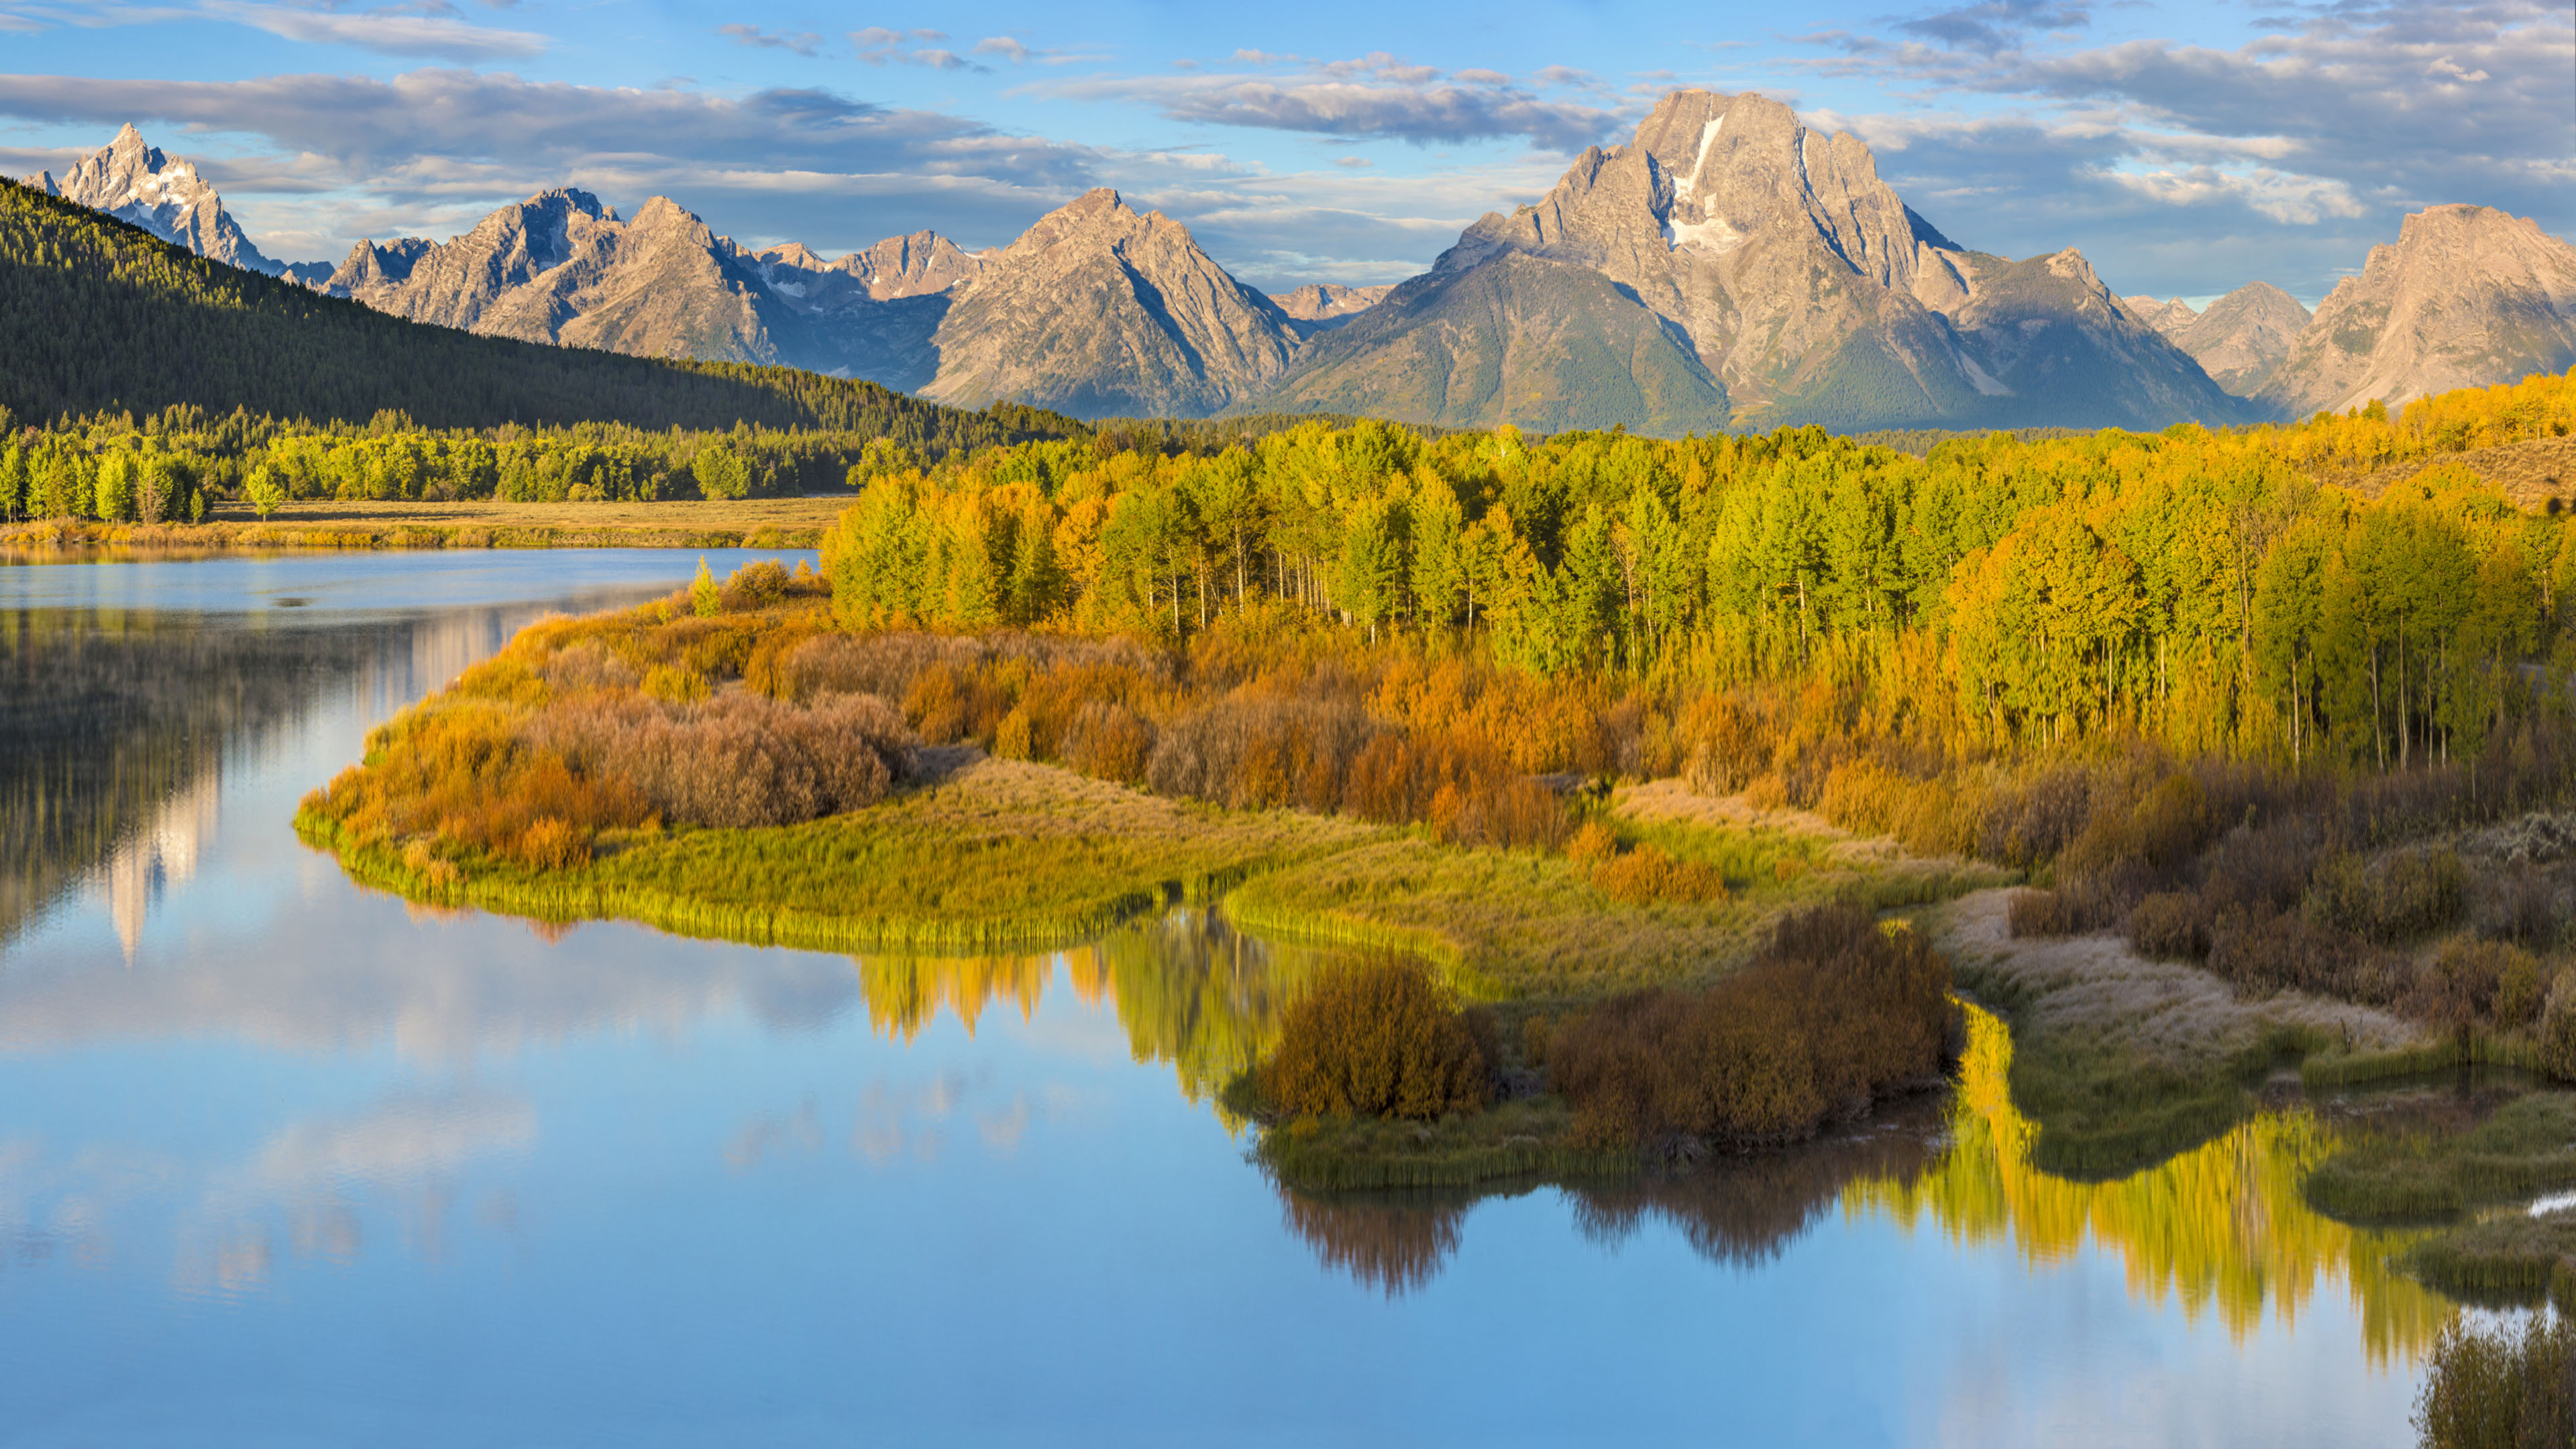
(850, 908, 1342, 1109)
(1276, 1102, 1945, 1297)
(1281, 1189, 1476, 1297)
(1854, 1004, 2458, 1364)
(1280, 1005, 2465, 1368)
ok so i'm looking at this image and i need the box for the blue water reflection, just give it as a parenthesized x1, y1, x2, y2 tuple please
(0, 549, 2428, 1447)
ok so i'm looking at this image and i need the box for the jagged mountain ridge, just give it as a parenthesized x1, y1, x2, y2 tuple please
(25, 124, 327, 283)
(2258, 206, 2576, 418)
(1269, 284, 1393, 334)
(327, 190, 842, 370)
(1264, 90, 2249, 435)
(37, 117, 2576, 432)
(729, 231, 985, 392)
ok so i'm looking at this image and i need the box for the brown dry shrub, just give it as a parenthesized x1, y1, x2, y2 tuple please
(2128, 890, 2213, 960)
(781, 631, 1163, 708)
(2415, 938, 2535, 1032)
(1258, 958, 1494, 1121)
(1815, 758, 1976, 857)
(2207, 910, 2402, 1005)
(1520, 1014, 1556, 1068)
(2540, 973, 2576, 1081)
(2201, 818, 2322, 917)
(2473, 863, 2571, 949)
(904, 662, 973, 744)
(743, 621, 824, 700)
(2008, 888, 2075, 938)
(2308, 847, 2465, 943)
(1547, 903, 1951, 1147)
(530, 691, 912, 829)
(1675, 693, 1770, 796)
(1147, 695, 1379, 811)
(2498, 952, 2550, 1028)
(1591, 844, 1729, 906)
(1978, 766, 2099, 867)
(543, 640, 638, 696)
(2061, 770, 2208, 882)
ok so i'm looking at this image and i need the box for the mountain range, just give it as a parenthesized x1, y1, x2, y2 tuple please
(28, 97, 2576, 434)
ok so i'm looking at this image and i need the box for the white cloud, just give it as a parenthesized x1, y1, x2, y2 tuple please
(1037, 58, 1629, 152)
(851, 27, 987, 70)
(205, 1, 546, 59)
(1785, 0, 2575, 297)
(717, 23, 822, 58)
(2102, 163, 2365, 225)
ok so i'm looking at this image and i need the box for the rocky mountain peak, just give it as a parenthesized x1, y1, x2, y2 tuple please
(628, 195, 699, 231)
(2154, 282, 2311, 396)
(757, 241, 828, 273)
(917, 189, 1297, 417)
(38, 123, 299, 278)
(845, 231, 983, 300)
(2259, 204, 2576, 416)
(1062, 187, 1128, 219)
(2123, 296, 2196, 333)
(1004, 186, 1173, 260)
(1273, 85, 2245, 434)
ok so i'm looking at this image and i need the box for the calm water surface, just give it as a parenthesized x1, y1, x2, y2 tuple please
(0, 549, 2457, 1446)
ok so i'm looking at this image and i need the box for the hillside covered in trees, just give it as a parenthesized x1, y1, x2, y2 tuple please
(0, 176, 1083, 447)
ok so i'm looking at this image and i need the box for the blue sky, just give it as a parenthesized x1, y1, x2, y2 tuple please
(0, 0, 2567, 303)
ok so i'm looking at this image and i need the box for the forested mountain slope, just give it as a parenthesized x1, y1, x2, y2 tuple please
(0, 177, 1080, 449)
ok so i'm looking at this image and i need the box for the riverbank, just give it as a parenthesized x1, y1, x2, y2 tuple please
(1, 496, 851, 556)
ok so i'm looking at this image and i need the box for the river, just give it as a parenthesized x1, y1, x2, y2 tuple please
(0, 549, 2455, 1446)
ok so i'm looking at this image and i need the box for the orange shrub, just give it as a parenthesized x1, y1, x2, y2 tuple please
(1566, 821, 1618, 866)
(511, 816, 589, 871)
(1590, 844, 1729, 906)
(1061, 700, 1156, 786)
